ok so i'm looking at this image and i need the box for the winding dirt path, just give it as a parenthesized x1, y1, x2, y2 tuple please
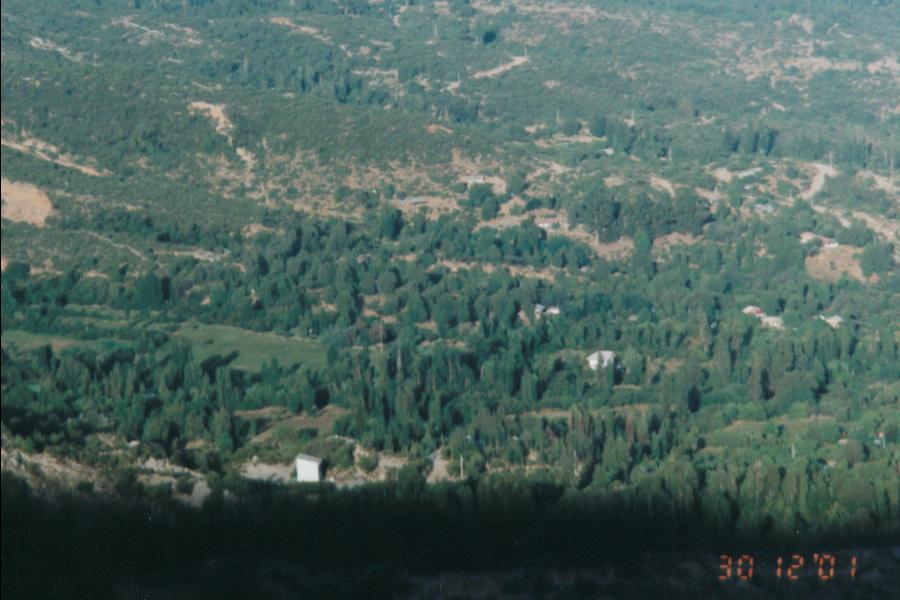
(472, 55, 529, 79)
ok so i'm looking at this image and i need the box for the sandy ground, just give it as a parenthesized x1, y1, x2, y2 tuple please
(80, 231, 147, 260)
(799, 162, 837, 200)
(189, 102, 233, 140)
(426, 450, 453, 484)
(29, 36, 83, 62)
(799, 163, 898, 258)
(433, 259, 559, 282)
(269, 16, 331, 43)
(857, 170, 897, 196)
(1, 133, 108, 176)
(804, 244, 868, 283)
(653, 232, 699, 255)
(240, 459, 295, 483)
(1, 178, 54, 226)
(2, 447, 102, 493)
(235, 147, 256, 169)
(472, 55, 529, 79)
(604, 175, 626, 188)
(650, 175, 676, 198)
(425, 124, 453, 135)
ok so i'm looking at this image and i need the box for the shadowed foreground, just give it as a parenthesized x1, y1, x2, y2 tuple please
(3, 473, 898, 599)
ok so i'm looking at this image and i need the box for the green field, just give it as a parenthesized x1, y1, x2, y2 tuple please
(0, 329, 122, 353)
(172, 322, 325, 372)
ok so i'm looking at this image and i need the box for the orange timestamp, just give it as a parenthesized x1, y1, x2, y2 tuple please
(718, 553, 859, 581)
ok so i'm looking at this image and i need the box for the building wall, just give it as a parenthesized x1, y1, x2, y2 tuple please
(295, 458, 320, 482)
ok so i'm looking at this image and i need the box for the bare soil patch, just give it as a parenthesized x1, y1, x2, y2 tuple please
(433, 259, 559, 282)
(650, 175, 676, 198)
(472, 54, 529, 79)
(2, 447, 106, 495)
(2, 131, 109, 176)
(799, 162, 837, 200)
(653, 232, 699, 254)
(425, 124, 454, 135)
(1, 178, 54, 226)
(188, 102, 233, 140)
(240, 459, 294, 483)
(269, 16, 331, 43)
(804, 244, 869, 283)
(29, 36, 84, 62)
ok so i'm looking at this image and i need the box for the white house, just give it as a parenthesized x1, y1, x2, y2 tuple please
(819, 315, 843, 329)
(799, 231, 818, 244)
(743, 305, 784, 329)
(295, 453, 322, 483)
(586, 350, 616, 371)
(534, 304, 561, 319)
(742, 305, 764, 317)
(760, 315, 784, 330)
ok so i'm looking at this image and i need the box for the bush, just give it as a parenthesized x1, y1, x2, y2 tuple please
(560, 119, 582, 136)
(358, 453, 379, 473)
(176, 477, 196, 495)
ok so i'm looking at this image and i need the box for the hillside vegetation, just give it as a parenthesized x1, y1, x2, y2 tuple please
(2, 1, 899, 590)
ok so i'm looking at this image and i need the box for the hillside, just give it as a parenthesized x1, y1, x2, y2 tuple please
(2, 0, 899, 596)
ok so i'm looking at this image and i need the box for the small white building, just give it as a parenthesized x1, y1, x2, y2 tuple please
(799, 231, 818, 244)
(534, 304, 561, 319)
(295, 453, 322, 483)
(742, 305, 764, 317)
(819, 315, 843, 329)
(760, 315, 784, 330)
(586, 350, 616, 371)
(743, 305, 784, 330)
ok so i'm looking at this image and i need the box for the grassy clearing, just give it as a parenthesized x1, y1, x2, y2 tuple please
(172, 322, 325, 372)
(1, 329, 120, 353)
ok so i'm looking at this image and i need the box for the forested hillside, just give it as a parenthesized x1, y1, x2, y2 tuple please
(2, 0, 899, 596)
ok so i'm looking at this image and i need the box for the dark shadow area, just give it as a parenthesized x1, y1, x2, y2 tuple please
(3, 473, 897, 600)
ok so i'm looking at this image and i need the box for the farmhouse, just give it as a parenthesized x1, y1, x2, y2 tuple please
(462, 174, 486, 187)
(534, 304, 561, 319)
(295, 453, 322, 483)
(586, 350, 616, 371)
(742, 305, 764, 317)
(743, 305, 784, 329)
(799, 231, 818, 244)
(759, 315, 784, 330)
(819, 315, 843, 329)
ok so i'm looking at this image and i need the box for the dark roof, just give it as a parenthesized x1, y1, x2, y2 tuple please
(295, 453, 322, 464)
